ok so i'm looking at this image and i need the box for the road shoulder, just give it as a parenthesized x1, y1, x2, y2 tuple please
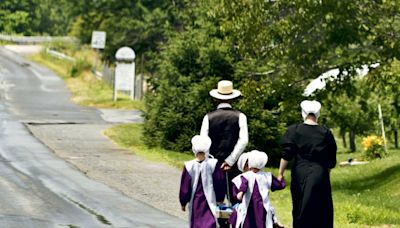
(26, 123, 186, 220)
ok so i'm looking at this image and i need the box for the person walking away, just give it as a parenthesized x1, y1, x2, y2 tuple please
(200, 80, 248, 197)
(179, 135, 225, 228)
(230, 150, 286, 228)
(278, 100, 337, 228)
(200, 80, 249, 227)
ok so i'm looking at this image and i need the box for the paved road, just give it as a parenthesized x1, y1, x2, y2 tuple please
(0, 47, 186, 227)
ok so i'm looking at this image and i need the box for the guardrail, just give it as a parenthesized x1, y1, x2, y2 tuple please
(46, 48, 76, 62)
(0, 34, 76, 44)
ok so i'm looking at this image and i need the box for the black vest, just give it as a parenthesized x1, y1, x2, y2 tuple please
(208, 108, 240, 161)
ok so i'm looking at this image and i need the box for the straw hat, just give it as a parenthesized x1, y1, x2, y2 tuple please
(209, 80, 241, 100)
(300, 100, 321, 120)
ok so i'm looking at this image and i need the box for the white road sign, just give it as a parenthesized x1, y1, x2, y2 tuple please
(91, 31, 106, 49)
(115, 63, 134, 91)
(113, 47, 136, 101)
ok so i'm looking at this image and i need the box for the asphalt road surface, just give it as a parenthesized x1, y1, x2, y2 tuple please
(0, 47, 186, 228)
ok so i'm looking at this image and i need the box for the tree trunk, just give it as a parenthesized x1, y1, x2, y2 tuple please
(394, 129, 398, 149)
(340, 128, 347, 148)
(349, 130, 356, 152)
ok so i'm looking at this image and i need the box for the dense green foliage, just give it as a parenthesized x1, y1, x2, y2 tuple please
(144, 0, 400, 164)
(68, 0, 182, 62)
(143, 27, 237, 152)
(0, 0, 74, 35)
(320, 60, 400, 152)
(2, 0, 400, 163)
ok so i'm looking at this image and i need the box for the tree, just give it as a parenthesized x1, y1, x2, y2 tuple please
(322, 81, 375, 152)
(0, 0, 37, 35)
(365, 60, 400, 149)
(143, 0, 306, 164)
(68, 0, 189, 63)
(0, 0, 77, 35)
(144, 0, 400, 165)
(143, 26, 235, 151)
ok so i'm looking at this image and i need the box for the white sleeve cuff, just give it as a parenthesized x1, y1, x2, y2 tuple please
(225, 156, 236, 167)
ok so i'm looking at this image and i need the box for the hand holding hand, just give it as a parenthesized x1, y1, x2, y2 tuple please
(277, 174, 284, 181)
(237, 191, 244, 201)
(220, 162, 231, 171)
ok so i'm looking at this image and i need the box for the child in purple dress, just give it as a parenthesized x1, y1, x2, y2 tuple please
(230, 150, 286, 228)
(179, 135, 225, 228)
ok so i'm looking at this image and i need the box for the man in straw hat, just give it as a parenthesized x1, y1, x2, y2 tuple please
(200, 80, 249, 227)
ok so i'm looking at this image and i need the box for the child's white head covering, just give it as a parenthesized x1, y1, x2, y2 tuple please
(237, 152, 250, 172)
(247, 150, 268, 169)
(191, 135, 212, 156)
(300, 100, 321, 120)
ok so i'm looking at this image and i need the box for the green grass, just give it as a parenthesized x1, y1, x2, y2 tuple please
(269, 151, 400, 228)
(103, 123, 193, 169)
(331, 152, 400, 227)
(29, 48, 144, 110)
(105, 123, 400, 228)
(0, 40, 13, 45)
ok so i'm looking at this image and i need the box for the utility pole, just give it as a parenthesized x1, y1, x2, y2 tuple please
(378, 104, 388, 153)
(140, 53, 144, 100)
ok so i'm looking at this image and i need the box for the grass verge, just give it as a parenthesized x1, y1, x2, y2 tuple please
(29, 47, 144, 110)
(271, 152, 400, 228)
(103, 123, 192, 169)
(104, 123, 400, 227)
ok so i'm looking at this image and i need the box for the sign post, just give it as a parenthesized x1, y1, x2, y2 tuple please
(91, 31, 106, 71)
(91, 31, 106, 49)
(114, 47, 136, 101)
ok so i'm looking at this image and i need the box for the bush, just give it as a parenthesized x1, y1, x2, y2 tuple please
(361, 135, 385, 159)
(143, 28, 303, 166)
(143, 29, 232, 152)
(70, 59, 92, 77)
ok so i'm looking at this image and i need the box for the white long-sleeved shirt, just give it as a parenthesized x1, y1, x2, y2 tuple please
(200, 103, 248, 166)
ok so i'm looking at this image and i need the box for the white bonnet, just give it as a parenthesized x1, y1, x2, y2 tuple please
(247, 150, 268, 169)
(191, 135, 212, 155)
(300, 100, 321, 120)
(237, 152, 250, 172)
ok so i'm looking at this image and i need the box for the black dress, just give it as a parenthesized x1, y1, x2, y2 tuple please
(281, 123, 337, 228)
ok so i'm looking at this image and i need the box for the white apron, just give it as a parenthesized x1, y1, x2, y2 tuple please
(232, 171, 273, 228)
(184, 158, 218, 225)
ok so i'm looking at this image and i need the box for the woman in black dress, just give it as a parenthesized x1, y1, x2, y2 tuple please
(278, 100, 337, 228)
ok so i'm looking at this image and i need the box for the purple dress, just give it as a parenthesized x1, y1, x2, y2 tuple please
(179, 162, 225, 228)
(229, 175, 286, 228)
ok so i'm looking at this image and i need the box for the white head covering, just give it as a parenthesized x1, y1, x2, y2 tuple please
(247, 150, 268, 169)
(191, 135, 212, 156)
(209, 80, 241, 100)
(300, 100, 321, 120)
(237, 152, 250, 172)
